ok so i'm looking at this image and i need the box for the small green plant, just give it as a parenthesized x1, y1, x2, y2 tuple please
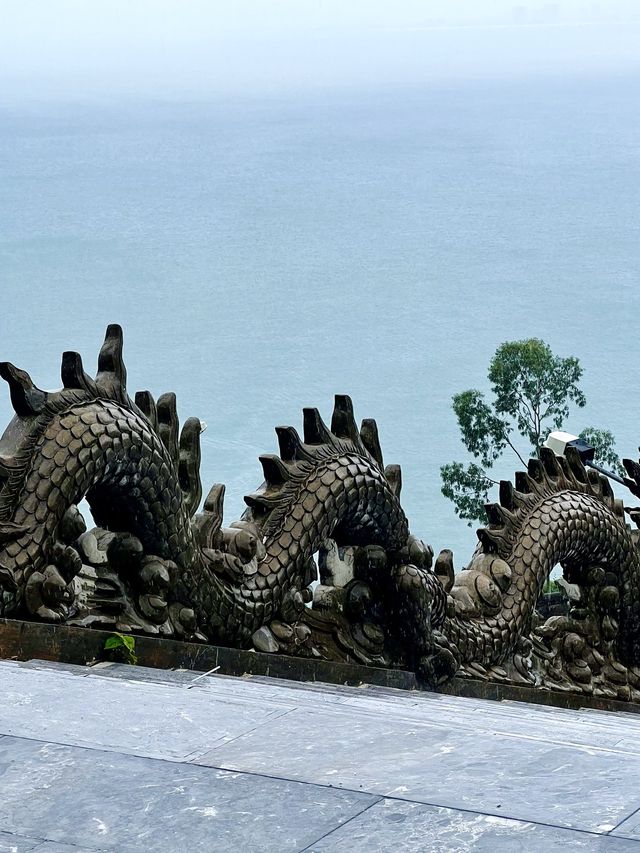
(103, 632, 138, 665)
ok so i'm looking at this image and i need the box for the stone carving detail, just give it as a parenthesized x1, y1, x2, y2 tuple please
(2, 325, 640, 702)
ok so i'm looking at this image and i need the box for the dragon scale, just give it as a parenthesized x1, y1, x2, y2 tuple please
(442, 490, 640, 667)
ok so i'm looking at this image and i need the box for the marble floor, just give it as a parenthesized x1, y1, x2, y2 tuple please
(1, 659, 640, 851)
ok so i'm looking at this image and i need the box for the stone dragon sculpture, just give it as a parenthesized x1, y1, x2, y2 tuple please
(2, 325, 640, 701)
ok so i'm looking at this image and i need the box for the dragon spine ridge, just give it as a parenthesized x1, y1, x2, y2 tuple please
(0, 326, 409, 645)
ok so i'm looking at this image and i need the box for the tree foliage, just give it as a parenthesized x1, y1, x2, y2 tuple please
(441, 339, 622, 525)
(579, 428, 625, 478)
(488, 340, 585, 448)
(440, 461, 496, 526)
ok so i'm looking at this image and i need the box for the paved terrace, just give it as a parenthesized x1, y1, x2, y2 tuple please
(2, 661, 640, 851)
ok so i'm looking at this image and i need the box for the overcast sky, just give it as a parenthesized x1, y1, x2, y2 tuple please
(2, 1, 639, 99)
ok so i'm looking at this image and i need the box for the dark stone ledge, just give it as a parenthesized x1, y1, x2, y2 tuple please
(0, 617, 417, 691)
(442, 675, 640, 715)
(3, 617, 640, 714)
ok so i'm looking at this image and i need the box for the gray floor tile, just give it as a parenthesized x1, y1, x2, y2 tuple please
(200, 706, 640, 833)
(16, 661, 640, 753)
(336, 690, 640, 749)
(337, 697, 640, 754)
(307, 800, 640, 852)
(0, 736, 376, 853)
(0, 665, 291, 760)
(35, 661, 360, 707)
(5, 660, 640, 849)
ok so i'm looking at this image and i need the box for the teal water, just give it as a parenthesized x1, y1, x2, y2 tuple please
(1, 73, 639, 561)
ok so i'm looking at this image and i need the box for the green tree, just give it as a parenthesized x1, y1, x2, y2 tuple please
(441, 339, 622, 525)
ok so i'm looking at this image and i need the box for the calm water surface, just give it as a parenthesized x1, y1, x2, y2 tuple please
(1, 73, 639, 560)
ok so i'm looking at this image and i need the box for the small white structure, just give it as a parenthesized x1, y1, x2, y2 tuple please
(544, 430, 595, 462)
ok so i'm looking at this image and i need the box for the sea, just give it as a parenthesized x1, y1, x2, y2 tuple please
(1, 70, 639, 563)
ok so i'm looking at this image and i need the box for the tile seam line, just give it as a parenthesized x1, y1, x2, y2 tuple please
(2, 701, 640, 762)
(0, 718, 291, 765)
(0, 707, 297, 764)
(607, 802, 640, 835)
(189, 759, 635, 839)
(0, 828, 112, 853)
(0, 731, 635, 840)
(0, 731, 380, 798)
(486, 728, 640, 759)
(183, 702, 640, 759)
(296, 796, 384, 853)
(0, 828, 48, 847)
(610, 831, 640, 843)
(32, 837, 112, 853)
(182, 706, 298, 760)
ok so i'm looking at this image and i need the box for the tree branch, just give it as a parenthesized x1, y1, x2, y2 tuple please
(505, 436, 528, 468)
(512, 391, 538, 444)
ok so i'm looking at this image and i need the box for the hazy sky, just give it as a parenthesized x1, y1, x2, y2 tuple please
(2, 1, 639, 99)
